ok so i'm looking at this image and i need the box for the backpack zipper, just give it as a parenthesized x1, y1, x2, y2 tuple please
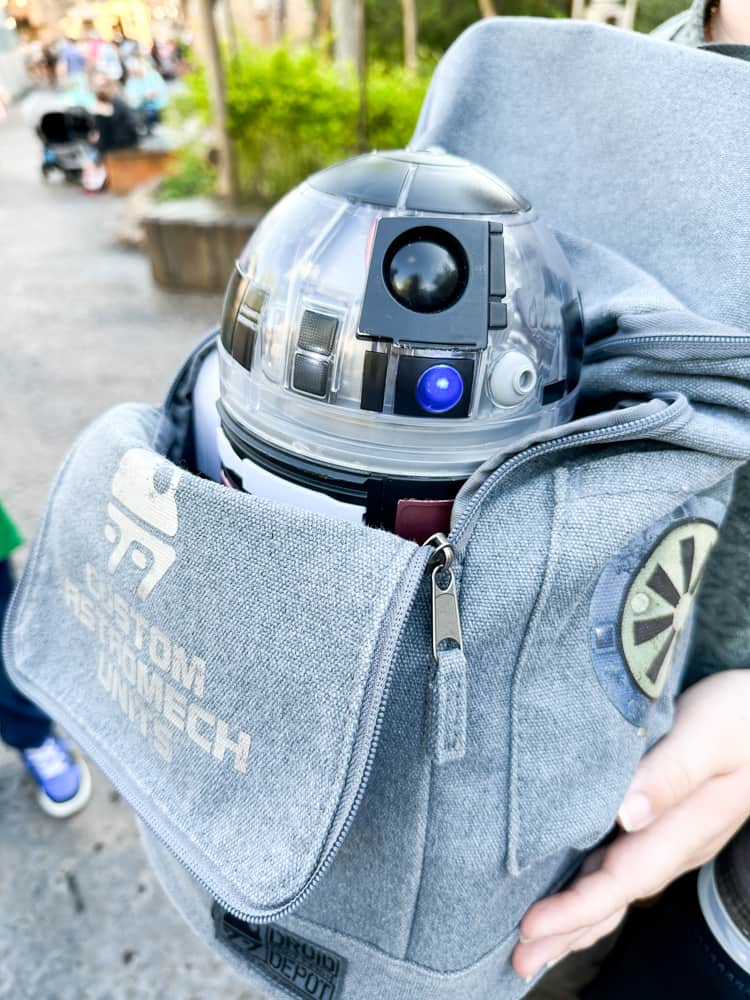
(0, 386, 704, 929)
(141, 398, 686, 915)
(424, 396, 689, 664)
(425, 532, 463, 661)
(586, 333, 750, 357)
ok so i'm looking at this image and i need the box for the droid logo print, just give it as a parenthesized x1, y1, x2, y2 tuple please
(58, 447, 251, 772)
(213, 905, 347, 1000)
(61, 564, 251, 773)
(103, 449, 182, 600)
(620, 520, 718, 699)
(590, 497, 724, 726)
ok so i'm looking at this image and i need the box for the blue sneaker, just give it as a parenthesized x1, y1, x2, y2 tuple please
(21, 736, 91, 818)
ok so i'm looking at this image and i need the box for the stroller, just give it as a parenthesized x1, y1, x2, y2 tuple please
(36, 107, 94, 183)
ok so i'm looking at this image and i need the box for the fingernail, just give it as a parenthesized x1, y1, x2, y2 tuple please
(519, 932, 532, 944)
(619, 790, 653, 831)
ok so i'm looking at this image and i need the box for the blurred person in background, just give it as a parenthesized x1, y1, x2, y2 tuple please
(80, 23, 103, 69)
(80, 24, 123, 82)
(652, 0, 750, 46)
(124, 55, 168, 131)
(113, 23, 138, 64)
(96, 38, 125, 82)
(82, 72, 138, 191)
(41, 36, 59, 88)
(0, 500, 90, 817)
(151, 37, 179, 80)
(149, 39, 165, 77)
(57, 36, 87, 87)
(90, 72, 137, 153)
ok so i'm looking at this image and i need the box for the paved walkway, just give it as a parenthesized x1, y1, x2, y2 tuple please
(0, 103, 262, 1000)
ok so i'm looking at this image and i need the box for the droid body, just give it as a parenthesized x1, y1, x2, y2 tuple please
(217, 149, 583, 539)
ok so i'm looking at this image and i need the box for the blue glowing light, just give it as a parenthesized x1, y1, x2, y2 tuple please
(415, 364, 464, 414)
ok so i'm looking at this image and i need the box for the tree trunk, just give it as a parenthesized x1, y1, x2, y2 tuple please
(331, 0, 367, 148)
(224, 0, 239, 58)
(196, 0, 239, 202)
(357, 0, 367, 150)
(316, 0, 332, 45)
(272, 0, 287, 43)
(331, 0, 363, 73)
(402, 0, 418, 70)
(478, 0, 497, 16)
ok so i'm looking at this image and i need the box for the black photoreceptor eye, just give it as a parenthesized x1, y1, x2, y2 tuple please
(383, 227, 469, 314)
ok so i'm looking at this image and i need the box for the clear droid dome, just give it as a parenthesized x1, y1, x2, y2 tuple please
(218, 149, 583, 481)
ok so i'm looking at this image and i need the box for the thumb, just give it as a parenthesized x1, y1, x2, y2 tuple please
(617, 674, 747, 833)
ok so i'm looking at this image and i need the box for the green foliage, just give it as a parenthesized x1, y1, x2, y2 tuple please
(364, 61, 432, 152)
(221, 46, 356, 202)
(635, 0, 687, 33)
(156, 146, 217, 201)
(366, 0, 569, 64)
(364, 0, 687, 62)
(164, 0, 690, 204)
(167, 44, 429, 205)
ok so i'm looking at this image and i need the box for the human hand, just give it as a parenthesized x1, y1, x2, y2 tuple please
(513, 669, 750, 983)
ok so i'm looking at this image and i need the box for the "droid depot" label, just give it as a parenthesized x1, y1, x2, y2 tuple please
(212, 905, 347, 1000)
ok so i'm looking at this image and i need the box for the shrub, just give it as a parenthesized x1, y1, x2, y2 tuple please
(366, 0, 569, 63)
(365, 60, 433, 153)
(166, 43, 430, 205)
(156, 146, 217, 201)
(226, 45, 360, 203)
(635, 0, 686, 33)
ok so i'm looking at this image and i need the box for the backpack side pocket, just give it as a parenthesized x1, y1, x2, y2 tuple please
(504, 445, 734, 875)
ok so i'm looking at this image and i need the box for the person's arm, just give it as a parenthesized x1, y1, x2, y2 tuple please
(513, 669, 750, 980)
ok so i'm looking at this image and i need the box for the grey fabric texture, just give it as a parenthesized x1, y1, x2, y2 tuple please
(428, 646, 468, 765)
(412, 17, 750, 333)
(8, 270, 750, 1000)
(131, 291, 746, 1000)
(5, 401, 422, 918)
(7, 19, 750, 1000)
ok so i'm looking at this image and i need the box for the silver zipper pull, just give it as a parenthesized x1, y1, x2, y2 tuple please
(425, 533, 463, 662)
(424, 532, 467, 765)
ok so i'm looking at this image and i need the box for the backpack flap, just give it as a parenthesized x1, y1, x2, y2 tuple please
(5, 402, 425, 922)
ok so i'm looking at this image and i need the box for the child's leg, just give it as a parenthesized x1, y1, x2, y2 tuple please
(0, 559, 52, 750)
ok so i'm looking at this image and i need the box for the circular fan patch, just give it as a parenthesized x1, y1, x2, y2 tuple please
(620, 520, 719, 700)
(589, 497, 724, 726)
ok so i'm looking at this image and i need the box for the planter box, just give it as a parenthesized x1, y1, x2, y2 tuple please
(105, 146, 178, 195)
(143, 197, 261, 292)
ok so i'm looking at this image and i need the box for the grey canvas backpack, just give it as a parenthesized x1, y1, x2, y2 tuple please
(6, 19, 750, 1000)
